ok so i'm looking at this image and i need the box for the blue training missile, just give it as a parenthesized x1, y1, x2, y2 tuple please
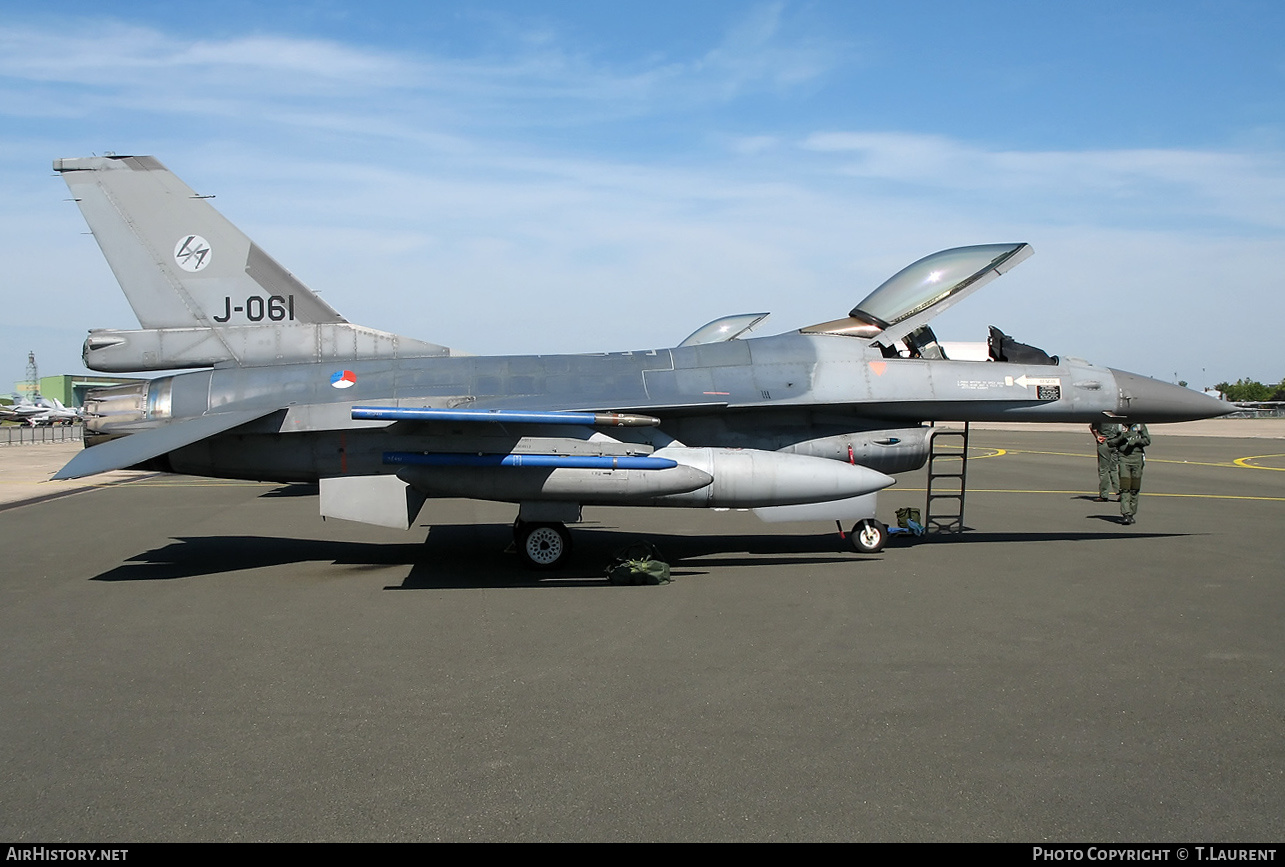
(353, 406, 661, 427)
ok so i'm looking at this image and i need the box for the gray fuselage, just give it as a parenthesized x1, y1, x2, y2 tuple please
(86, 329, 1176, 485)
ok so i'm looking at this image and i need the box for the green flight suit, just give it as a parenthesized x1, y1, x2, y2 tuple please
(1090, 422, 1122, 498)
(1107, 423, 1151, 523)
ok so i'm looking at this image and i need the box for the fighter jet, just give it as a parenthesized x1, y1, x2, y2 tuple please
(27, 396, 80, 425)
(0, 395, 32, 423)
(3, 394, 80, 426)
(50, 155, 1228, 568)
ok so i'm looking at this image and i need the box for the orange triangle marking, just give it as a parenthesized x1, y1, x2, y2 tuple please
(869, 361, 887, 376)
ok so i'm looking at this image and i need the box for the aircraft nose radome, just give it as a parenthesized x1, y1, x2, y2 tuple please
(1109, 369, 1234, 422)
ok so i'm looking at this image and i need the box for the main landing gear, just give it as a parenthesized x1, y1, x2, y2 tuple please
(513, 520, 573, 570)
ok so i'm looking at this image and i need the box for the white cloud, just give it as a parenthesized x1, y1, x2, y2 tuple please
(695, 1, 846, 95)
(801, 131, 1285, 232)
(0, 24, 411, 85)
(0, 10, 843, 133)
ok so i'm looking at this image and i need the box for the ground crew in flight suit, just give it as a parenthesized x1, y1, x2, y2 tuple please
(1107, 423, 1151, 525)
(1090, 421, 1122, 501)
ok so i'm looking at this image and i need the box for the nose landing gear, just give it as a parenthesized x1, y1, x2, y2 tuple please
(848, 518, 889, 554)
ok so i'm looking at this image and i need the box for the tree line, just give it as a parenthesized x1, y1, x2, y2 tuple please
(1215, 378, 1285, 402)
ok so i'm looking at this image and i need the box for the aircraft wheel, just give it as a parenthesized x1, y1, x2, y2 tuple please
(850, 518, 888, 554)
(517, 522, 572, 570)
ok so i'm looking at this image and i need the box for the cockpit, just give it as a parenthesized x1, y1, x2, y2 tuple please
(800, 242, 1057, 364)
(679, 243, 1060, 365)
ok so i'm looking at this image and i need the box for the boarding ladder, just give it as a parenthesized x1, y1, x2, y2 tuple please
(924, 423, 969, 534)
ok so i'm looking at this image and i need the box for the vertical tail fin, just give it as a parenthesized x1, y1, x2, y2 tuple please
(55, 155, 345, 329)
(55, 155, 450, 371)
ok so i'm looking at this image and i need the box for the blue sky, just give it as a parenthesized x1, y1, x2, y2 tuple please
(3, 1, 1283, 391)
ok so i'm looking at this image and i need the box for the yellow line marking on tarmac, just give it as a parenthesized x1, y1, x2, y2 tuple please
(985, 448, 1256, 469)
(1233, 454, 1285, 471)
(1135, 492, 1285, 501)
(84, 481, 273, 488)
(969, 448, 1006, 459)
(896, 487, 1285, 502)
(0, 480, 263, 487)
(998, 449, 1093, 458)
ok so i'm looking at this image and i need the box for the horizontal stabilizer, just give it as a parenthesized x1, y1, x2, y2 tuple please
(353, 406, 661, 427)
(384, 452, 677, 470)
(52, 409, 277, 480)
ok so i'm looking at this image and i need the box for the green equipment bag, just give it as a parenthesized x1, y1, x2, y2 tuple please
(606, 540, 672, 586)
(895, 507, 922, 529)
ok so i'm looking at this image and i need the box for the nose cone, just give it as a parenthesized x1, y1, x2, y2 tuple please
(1109, 369, 1233, 422)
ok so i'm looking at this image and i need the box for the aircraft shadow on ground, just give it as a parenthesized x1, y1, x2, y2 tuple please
(936, 529, 1184, 543)
(257, 483, 320, 498)
(89, 525, 861, 588)
(87, 521, 1188, 588)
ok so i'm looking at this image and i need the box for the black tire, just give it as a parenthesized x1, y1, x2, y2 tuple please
(517, 522, 572, 570)
(850, 518, 888, 554)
